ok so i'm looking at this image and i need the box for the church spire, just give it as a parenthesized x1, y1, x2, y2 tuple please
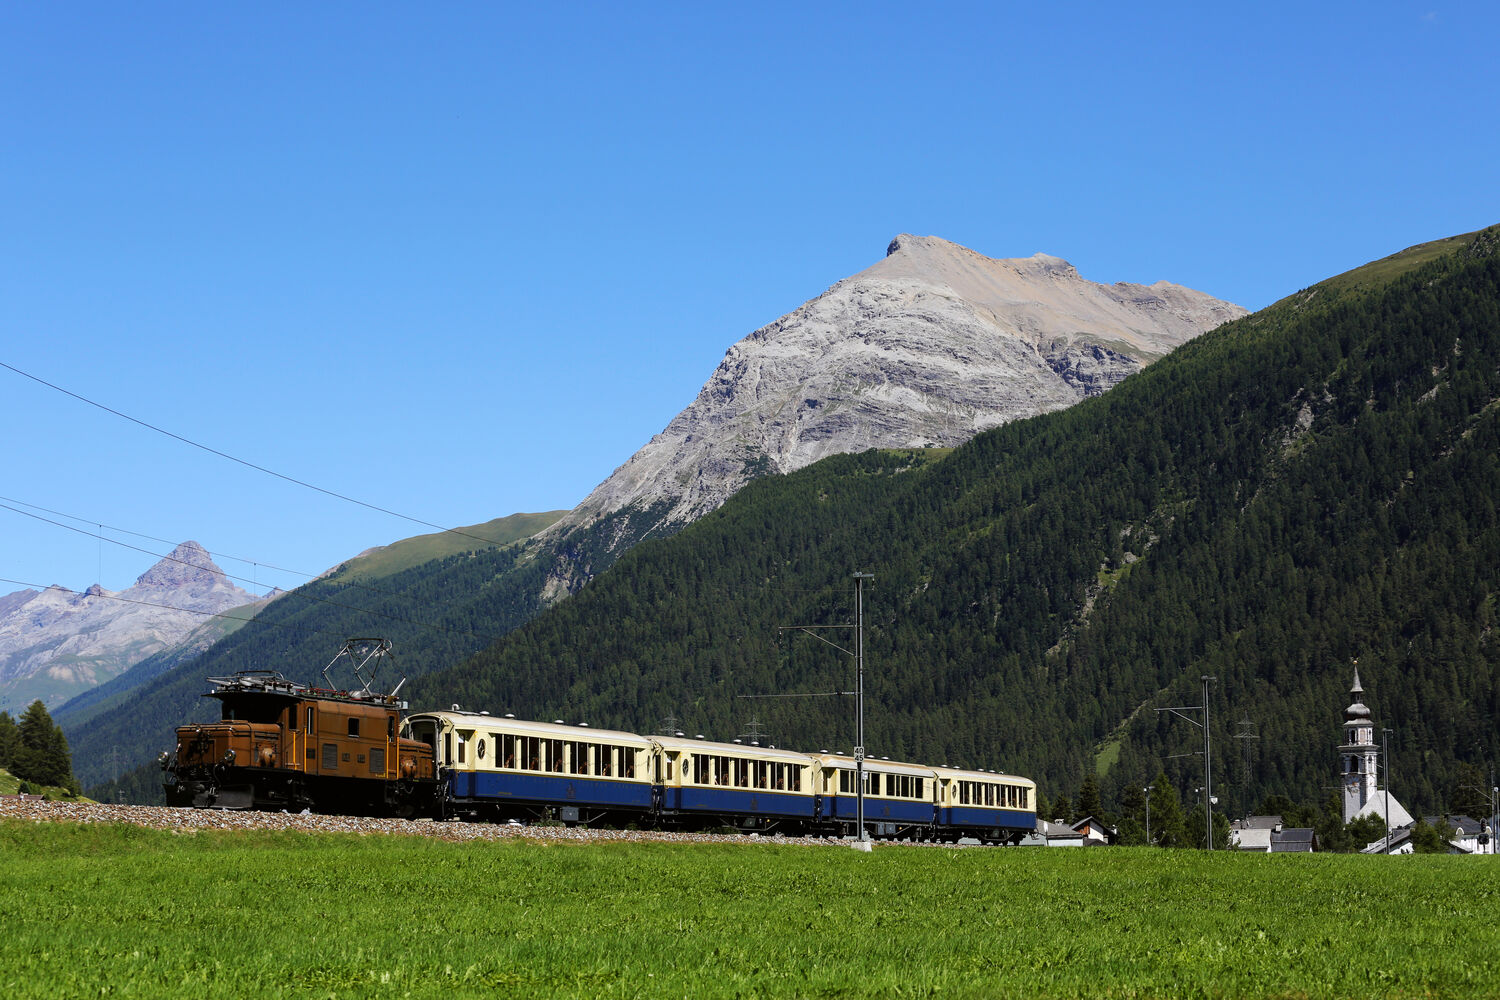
(1345, 666, 1371, 723)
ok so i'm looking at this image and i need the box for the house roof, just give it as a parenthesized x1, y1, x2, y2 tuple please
(1353, 793, 1415, 829)
(1422, 815, 1483, 835)
(1070, 815, 1115, 832)
(1362, 828, 1412, 854)
(1235, 815, 1284, 831)
(1270, 828, 1317, 852)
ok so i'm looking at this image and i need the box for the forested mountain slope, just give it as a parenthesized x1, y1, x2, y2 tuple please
(411, 226, 1500, 817)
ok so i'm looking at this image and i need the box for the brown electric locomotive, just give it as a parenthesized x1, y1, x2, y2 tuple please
(162, 639, 438, 816)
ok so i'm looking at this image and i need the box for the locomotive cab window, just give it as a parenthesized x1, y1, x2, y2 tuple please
(348, 718, 360, 738)
(221, 700, 282, 725)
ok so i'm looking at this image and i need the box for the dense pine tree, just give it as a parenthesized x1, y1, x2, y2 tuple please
(0, 711, 19, 770)
(12, 700, 78, 792)
(1147, 777, 1189, 848)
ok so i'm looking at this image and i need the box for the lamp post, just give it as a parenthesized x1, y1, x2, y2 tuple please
(1482, 785, 1494, 857)
(1144, 785, 1154, 846)
(1381, 727, 1393, 854)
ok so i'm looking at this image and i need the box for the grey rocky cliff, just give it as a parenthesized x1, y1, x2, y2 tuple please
(0, 541, 258, 711)
(539, 234, 1246, 594)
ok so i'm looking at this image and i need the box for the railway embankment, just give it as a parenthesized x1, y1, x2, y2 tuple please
(0, 795, 862, 846)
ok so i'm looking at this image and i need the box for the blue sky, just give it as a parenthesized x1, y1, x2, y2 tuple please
(3, 2, 1497, 597)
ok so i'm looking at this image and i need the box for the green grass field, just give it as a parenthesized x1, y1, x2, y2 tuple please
(2, 821, 1496, 999)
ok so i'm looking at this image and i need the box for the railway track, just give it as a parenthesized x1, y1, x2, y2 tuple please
(0, 796, 887, 847)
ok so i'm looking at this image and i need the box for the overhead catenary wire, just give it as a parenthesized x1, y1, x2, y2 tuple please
(0, 501, 508, 645)
(0, 359, 512, 549)
(0, 493, 323, 583)
(0, 492, 485, 610)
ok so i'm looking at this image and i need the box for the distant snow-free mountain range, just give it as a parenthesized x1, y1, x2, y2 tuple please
(0, 541, 258, 712)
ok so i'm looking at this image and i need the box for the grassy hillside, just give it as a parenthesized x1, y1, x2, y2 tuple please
(332, 510, 566, 581)
(0, 767, 90, 801)
(408, 225, 1500, 819)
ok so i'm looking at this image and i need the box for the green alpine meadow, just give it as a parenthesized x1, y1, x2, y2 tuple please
(3, 819, 1496, 1000)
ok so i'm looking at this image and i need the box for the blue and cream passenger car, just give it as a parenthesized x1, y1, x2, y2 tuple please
(809, 754, 940, 840)
(653, 735, 816, 830)
(404, 710, 654, 824)
(402, 707, 1036, 841)
(930, 766, 1037, 844)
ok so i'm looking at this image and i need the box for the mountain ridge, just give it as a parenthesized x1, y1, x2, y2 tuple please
(0, 541, 256, 712)
(537, 234, 1245, 595)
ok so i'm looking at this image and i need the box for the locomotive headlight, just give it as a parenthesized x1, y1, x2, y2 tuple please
(223, 748, 237, 763)
(158, 751, 169, 769)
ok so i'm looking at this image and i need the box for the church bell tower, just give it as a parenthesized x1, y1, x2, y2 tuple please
(1339, 669, 1380, 824)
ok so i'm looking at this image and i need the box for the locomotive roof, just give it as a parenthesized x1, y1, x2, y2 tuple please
(204, 670, 403, 707)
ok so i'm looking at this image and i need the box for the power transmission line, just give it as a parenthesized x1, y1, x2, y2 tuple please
(0, 492, 481, 609)
(0, 359, 512, 548)
(0, 493, 323, 580)
(0, 502, 508, 644)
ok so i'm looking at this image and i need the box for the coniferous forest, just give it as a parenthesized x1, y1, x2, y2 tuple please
(80, 227, 1500, 826)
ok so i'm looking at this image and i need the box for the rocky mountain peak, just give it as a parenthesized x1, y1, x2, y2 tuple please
(537, 235, 1248, 596)
(133, 541, 224, 591)
(0, 540, 258, 710)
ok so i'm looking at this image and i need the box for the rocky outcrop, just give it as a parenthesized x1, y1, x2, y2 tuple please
(0, 541, 257, 711)
(536, 235, 1245, 595)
